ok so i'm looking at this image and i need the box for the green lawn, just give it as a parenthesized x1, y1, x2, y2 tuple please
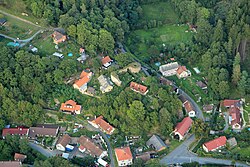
(0, 14, 40, 39)
(141, 2, 179, 24)
(133, 24, 192, 45)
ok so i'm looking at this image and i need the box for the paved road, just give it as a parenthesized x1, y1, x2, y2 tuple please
(75, 117, 115, 167)
(0, 9, 42, 28)
(0, 29, 42, 44)
(29, 142, 60, 157)
(160, 135, 249, 167)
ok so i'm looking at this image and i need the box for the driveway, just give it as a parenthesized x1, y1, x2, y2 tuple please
(29, 142, 60, 157)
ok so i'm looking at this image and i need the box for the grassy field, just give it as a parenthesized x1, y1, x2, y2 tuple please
(0, 14, 40, 39)
(141, 2, 179, 24)
(133, 24, 192, 45)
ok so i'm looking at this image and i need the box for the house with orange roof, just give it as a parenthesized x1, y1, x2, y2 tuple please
(202, 136, 227, 152)
(51, 31, 67, 44)
(60, 100, 81, 115)
(73, 70, 93, 93)
(173, 117, 193, 141)
(130, 82, 148, 95)
(115, 146, 133, 166)
(176, 66, 191, 79)
(184, 101, 196, 117)
(101, 56, 113, 69)
(88, 116, 115, 135)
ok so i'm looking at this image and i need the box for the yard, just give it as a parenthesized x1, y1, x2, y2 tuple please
(0, 14, 40, 39)
(31, 31, 81, 58)
(141, 2, 179, 24)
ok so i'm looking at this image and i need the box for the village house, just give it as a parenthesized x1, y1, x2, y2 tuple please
(78, 136, 107, 158)
(203, 104, 214, 113)
(196, 81, 207, 90)
(146, 135, 167, 152)
(77, 48, 88, 63)
(221, 100, 243, 130)
(111, 72, 122, 86)
(159, 62, 179, 76)
(173, 117, 193, 141)
(115, 146, 133, 166)
(2, 127, 29, 139)
(130, 82, 148, 95)
(184, 101, 196, 117)
(14, 153, 27, 162)
(73, 70, 93, 93)
(178, 95, 188, 106)
(176, 66, 191, 79)
(101, 56, 113, 69)
(202, 136, 227, 152)
(88, 116, 115, 135)
(0, 18, 7, 26)
(56, 134, 72, 152)
(98, 75, 113, 93)
(28, 126, 59, 139)
(60, 100, 82, 115)
(51, 31, 67, 44)
(0, 161, 21, 167)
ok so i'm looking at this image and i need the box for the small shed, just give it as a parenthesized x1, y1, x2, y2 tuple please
(227, 137, 237, 148)
(0, 18, 7, 26)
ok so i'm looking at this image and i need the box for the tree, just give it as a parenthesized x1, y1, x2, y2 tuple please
(232, 53, 241, 85)
(127, 100, 145, 122)
(159, 108, 173, 136)
(115, 53, 133, 67)
(67, 25, 76, 39)
(192, 119, 209, 138)
(98, 29, 115, 54)
(238, 71, 248, 96)
(218, 81, 230, 99)
(213, 19, 224, 42)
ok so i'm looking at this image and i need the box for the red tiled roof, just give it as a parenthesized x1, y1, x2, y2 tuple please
(130, 82, 148, 94)
(176, 66, 187, 75)
(91, 116, 115, 135)
(223, 100, 240, 107)
(184, 101, 194, 113)
(229, 106, 241, 126)
(79, 48, 85, 53)
(74, 71, 91, 87)
(101, 56, 112, 65)
(203, 136, 227, 151)
(115, 147, 133, 161)
(174, 117, 193, 136)
(14, 153, 27, 161)
(2, 127, 29, 137)
(60, 100, 81, 112)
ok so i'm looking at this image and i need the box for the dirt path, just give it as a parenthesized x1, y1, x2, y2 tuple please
(0, 9, 42, 28)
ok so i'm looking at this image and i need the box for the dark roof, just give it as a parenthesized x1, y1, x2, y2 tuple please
(0, 18, 6, 24)
(146, 135, 167, 151)
(36, 124, 59, 129)
(28, 127, 58, 138)
(178, 95, 187, 103)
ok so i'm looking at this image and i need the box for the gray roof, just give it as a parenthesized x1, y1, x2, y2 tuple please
(28, 127, 59, 138)
(159, 62, 179, 72)
(146, 135, 167, 151)
(227, 137, 237, 147)
(178, 95, 187, 103)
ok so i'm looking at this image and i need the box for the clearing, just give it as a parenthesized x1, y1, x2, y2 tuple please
(0, 14, 40, 39)
(141, 2, 179, 24)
